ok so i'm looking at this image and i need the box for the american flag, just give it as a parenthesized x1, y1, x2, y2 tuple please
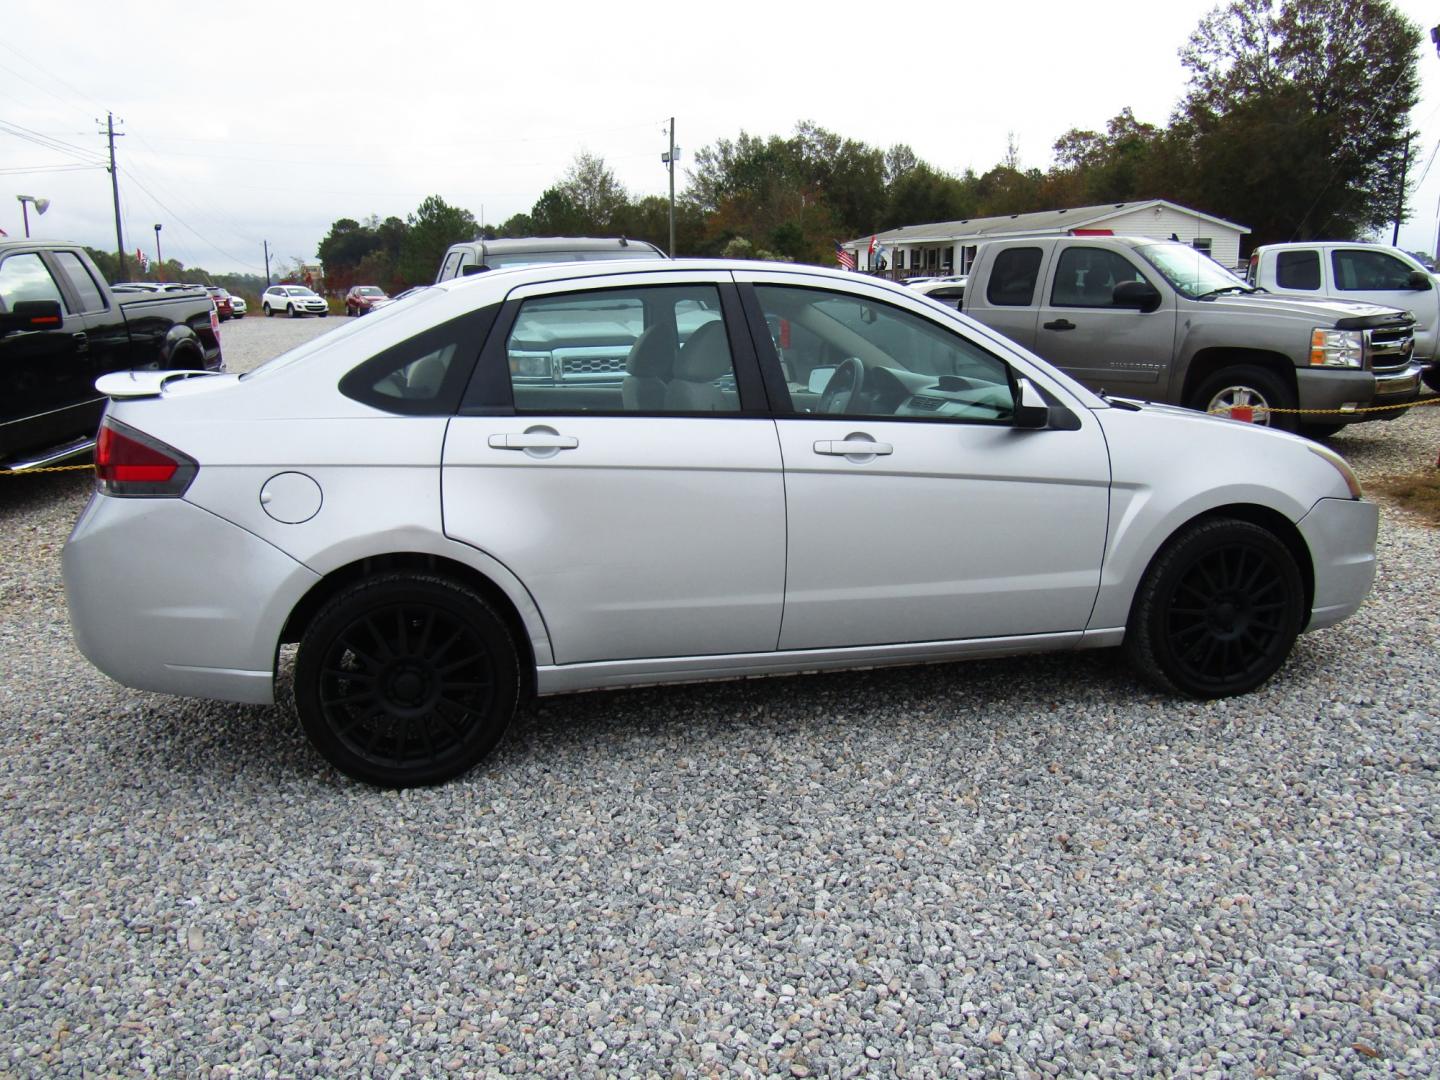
(835, 242, 857, 271)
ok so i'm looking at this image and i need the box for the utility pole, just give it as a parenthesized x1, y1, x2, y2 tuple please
(101, 112, 126, 281)
(153, 224, 162, 274)
(1392, 132, 1412, 246)
(661, 117, 679, 257)
(263, 241, 271, 285)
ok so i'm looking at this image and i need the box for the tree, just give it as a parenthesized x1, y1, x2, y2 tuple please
(555, 152, 628, 232)
(397, 195, 476, 286)
(1175, 0, 1420, 243)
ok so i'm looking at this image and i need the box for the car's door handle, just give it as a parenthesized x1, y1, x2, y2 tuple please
(1042, 319, 1076, 331)
(72, 332, 88, 353)
(814, 439, 893, 457)
(487, 433, 579, 450)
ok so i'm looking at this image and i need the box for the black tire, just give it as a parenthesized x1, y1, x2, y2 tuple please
(293, 574, 520, 787)
(1125, 518, 1305, 698)
(263, 303, 273, 317)
(1190, 364, 1297, 433)
(1423, 364, 1440, 394)
(319, 310, 328, 318)
(288, 304, 299, 318)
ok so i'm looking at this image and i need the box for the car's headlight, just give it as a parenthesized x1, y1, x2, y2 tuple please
(1310, 328, 1364, 368)
(511, 355, 550, 378)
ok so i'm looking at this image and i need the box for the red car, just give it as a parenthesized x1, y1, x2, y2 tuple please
(205, 286, 234, 321)
(345, 285, 392, 316)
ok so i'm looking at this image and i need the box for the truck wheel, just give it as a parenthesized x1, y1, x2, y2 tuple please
(1424, 365, 1440, 394)
(293, 573, 521, 787)
(263, 303, 273, 317)
(1125, 517, 1304, 698)
(1191, 365, 1297, 433)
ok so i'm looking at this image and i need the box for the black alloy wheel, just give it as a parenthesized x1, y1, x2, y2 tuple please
(1125, 518, 1304, 697)
(294, 574, 520, 787)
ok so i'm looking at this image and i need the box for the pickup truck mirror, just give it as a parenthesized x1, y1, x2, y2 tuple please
(1406, 270, 1433, 291)
(1112, 280, 1161, 312)
(0, 299, 63, 332)
(1013, 377, 1049, 429)
(460, 264, 489, 277)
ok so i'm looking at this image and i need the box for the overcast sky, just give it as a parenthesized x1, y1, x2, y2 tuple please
(4, 0, 1439, 276)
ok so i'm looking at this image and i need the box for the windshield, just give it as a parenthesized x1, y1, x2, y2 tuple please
(484, 249, 660, 269)
(1136, 242, 1250, 299)
(286, 287, 317, 297)
(356, 287, 385, 296)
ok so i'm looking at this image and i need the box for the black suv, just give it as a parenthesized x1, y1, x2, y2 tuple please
(434, 237, 666, 283)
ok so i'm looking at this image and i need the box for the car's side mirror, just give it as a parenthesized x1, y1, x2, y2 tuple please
(0, 299, 63, 333)
(1013, 377, 1049, 429)
(806, 366, 836, 394)
(1406, 270, 1432, 291)
(1113, 280, 1161, 312)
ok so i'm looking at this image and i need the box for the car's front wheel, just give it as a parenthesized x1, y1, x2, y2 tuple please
(293, 574, 521, 787)
(288, 304, 299, 318)
(263, 303, 273, 317)
(1191, 365, 1297, 433)
(1125, 517, 1304, 698)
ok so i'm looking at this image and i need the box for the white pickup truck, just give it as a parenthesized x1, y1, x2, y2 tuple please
(952, 236, 1426, 435)
(1247, 242, 1439, 391)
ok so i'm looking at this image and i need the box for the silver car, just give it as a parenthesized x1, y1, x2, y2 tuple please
(63, 260, 1378, 787)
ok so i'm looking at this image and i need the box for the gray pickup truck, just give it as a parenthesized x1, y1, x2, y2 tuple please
(0, 241, 222, 470)
(956, 236, 1425, 435)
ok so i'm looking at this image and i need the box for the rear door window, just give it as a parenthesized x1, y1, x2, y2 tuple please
(1275, 250, 1321, 290)
(986, 247, 1043, 306)
(52, 252, 109, 312)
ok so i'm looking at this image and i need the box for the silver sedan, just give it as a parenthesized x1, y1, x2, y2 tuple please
(63, 260, 1377, 787)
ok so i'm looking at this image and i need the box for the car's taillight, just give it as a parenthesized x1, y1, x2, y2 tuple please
(95, 418, 198, 497)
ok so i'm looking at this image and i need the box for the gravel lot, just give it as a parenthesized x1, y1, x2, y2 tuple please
(2, 318, 1437, 1077)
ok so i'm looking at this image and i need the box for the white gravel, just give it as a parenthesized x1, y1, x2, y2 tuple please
(1, 328, 1437, 1076)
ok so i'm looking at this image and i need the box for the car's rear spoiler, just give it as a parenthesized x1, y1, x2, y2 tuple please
(95, 370, 231, 399)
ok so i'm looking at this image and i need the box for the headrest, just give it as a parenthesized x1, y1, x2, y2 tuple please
(673, 321, 731, 382)
(626, 324, 676, 378)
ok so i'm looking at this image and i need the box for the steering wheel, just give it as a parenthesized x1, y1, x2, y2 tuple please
(818, 357, 865, 415)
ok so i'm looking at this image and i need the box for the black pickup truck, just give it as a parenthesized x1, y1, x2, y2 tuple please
(0, 241, 222, 471)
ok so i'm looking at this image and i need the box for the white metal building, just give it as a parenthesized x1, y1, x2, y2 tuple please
(847, 199, 1250, 277)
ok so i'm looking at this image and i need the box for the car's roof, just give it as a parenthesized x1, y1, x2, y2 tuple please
(455, 236, 664, 254)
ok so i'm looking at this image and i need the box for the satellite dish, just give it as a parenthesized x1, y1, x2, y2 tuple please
(34, 198, 49, 215)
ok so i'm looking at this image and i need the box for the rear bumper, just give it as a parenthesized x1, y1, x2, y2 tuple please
(63, 493, 320, 704)
(1298, 497, 1378, 632)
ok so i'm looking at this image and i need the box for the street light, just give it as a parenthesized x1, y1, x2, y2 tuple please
(154, 224, 163, 273)
(16, 195, 49, 238)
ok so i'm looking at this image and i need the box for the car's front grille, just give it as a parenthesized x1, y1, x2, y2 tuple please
(555, 347, 629, 380)
(1366, 325, 1415, 373)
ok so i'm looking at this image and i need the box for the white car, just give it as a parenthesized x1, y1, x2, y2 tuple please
(229, 294, 248, 318)
(63, 260, 1377, 787)
(261, 284, 328, 318)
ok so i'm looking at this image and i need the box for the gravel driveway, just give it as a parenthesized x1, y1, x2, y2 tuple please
(1, 322, 1436, 1076)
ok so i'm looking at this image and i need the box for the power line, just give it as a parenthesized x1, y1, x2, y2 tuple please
(0, 117, 106, 165)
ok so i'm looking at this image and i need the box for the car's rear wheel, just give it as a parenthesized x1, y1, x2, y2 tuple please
(294, 574, 520, 787)
(1190, 365, 1297, 433)
(1125, 518, 1304, 698)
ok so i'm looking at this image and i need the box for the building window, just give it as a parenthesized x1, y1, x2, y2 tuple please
(1192, 238, 1213, 257)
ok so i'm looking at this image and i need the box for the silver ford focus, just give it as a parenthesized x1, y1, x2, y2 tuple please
(63, 260, 1378, 787)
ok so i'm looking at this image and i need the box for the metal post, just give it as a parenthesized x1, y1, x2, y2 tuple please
(20, 200, 29, 238)
(263, 241, 271, 286)
(668, 118, 676, 258)
(105, 112, 126, 282)
(154, 224, 162, 273)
